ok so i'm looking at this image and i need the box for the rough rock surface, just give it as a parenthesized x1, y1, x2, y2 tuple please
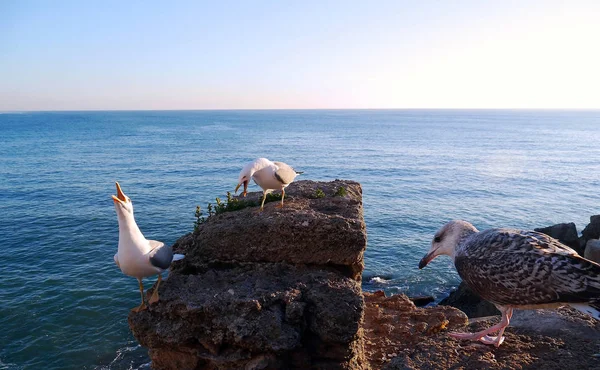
(363, 291, 468, 369)
(175, 179, 366, 280)
(439, 282, 500, 318)
(131, 264, 365, 369)
(535, 222, 581, 254)
(584, 239, 600, 264)
(128, 180, 368, 370)
(384, 306, 600, 370)
(362, 291, 600, 370)
(581, 215, 600, 252)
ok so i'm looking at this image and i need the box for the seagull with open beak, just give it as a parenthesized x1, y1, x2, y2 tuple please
(235, 158, 302, 211)
(112, 182, 184, 312)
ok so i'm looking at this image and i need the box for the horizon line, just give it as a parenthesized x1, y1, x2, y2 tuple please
(2, 107, 600, 113)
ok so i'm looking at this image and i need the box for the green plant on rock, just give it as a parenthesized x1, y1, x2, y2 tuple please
(193, 190, 290, 231)
(265, 192, 283, 202)
(313, 188, 326, 199)
(214, 192, 257, 214)
(334, 186, 347, 197)
(193, 205, 206, 232)
(214, 196, 226, 214)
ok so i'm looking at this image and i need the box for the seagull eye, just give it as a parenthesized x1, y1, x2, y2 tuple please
(434, 236, 441, 243)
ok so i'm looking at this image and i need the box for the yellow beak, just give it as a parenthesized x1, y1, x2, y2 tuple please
(112, 182, 127, 204)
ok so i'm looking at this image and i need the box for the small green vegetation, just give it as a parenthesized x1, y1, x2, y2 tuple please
(334, 186, 347, 197)
(193, 205, 206, 232)
(194, 191, 275, 231)
(265, 192, 283, 202)
(214, 192, 257, 214)
(313, 188, 326, 199)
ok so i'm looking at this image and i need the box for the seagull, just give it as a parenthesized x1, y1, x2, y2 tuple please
(419, 220, 600, 347)
(112, 182, 184, 312)
(234, 158, 302, 211)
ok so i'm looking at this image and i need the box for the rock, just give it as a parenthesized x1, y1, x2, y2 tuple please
(362, 291, 468, 369)
(130, 264, 365, 369)
(581, 215, 600, 252)
(408, 295, 434, 307)
(383, 306, 600, 370)
(175, 179, 366, 280)
(439, 282, 500, 318)
(128, 180, 368, 370)
(534, 222, 582, 255)
(584, 239, 600, 264)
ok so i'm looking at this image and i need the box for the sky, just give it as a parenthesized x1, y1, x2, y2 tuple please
(1, 0, 599, 110)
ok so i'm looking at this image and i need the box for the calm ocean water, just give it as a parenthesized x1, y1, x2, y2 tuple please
(1, 110, 600, 369)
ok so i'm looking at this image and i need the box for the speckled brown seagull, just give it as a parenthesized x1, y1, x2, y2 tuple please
(235, 158, 302, 211)
(419, 220, 600, 347)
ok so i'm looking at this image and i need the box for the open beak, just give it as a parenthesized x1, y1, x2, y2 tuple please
(418, 251, 436, 269)
(112, 182, 127, 204)
(235, 181, 248, 197)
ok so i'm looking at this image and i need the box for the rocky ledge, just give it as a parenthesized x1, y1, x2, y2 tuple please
(128, 180, 368, 369)
(128, 181, 600, 369)
(363, 291, 600, 370)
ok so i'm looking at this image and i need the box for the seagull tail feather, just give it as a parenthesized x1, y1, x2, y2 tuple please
(569, 302, 600, 320)
(172, 254, 185, 262)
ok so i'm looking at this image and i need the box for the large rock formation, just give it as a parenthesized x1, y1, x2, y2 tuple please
(584, 239, 600, 264)
(383, 306, 600, 370)
(362, 291, 600, 370)
(581, 215, 600, 253)
(362, 291, 468, 369)
(128, 180, 368, 370)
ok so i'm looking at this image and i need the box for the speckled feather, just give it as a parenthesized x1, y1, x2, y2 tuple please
(455, 229, 600, 308)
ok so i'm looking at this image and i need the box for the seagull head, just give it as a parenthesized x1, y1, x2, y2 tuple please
(419, 220, 478, 269)
(234, 158, 270, 196)
(112, 182, 134, 217)
(235, 167, 251, 197)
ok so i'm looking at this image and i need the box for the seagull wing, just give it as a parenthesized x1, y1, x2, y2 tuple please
(455, 229, 600, 307)
(273, 162, 298, 185)
(147, 240, 174, 270)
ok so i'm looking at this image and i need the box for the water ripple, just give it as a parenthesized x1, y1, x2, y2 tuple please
(1, 110, 599, 368)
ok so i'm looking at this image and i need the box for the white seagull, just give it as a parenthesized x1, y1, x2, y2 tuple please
(112, 182, 184, 312)
(235, 158, 302, 211)
(419, 220, 600, 347)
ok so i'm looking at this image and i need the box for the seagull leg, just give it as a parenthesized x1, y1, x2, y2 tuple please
(132, 278, 147, 312)
(148, 274, 162, 305)
(449, 306, 512, 347)
(478, 308, 513, 347)
(275, 189, 285, 208)
(257, 192, 267, 212)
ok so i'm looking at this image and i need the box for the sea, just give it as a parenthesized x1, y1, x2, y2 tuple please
(1, 110, 599, 369)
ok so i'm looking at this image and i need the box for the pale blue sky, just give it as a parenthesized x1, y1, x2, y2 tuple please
(1, 0, 599, 110)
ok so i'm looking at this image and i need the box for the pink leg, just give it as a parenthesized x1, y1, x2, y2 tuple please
(478, 308, 513, 347)
(449, 306, 513, 347)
